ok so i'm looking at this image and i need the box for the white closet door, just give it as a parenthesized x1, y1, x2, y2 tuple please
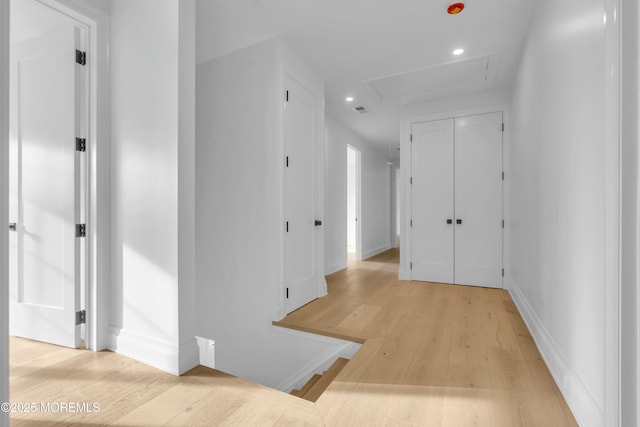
(283, 75, 320, 314)
(411, 119, 454, 283)
(454, 112, 503, 288)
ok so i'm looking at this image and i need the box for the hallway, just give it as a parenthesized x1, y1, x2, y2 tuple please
(277, 249, 578, 425)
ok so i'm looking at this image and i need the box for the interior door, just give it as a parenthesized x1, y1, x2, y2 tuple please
(9, 22, 84, 348)
(283, 75, 319, 313)
(454, 112, 503, 288)
(410, 118, 455, 283)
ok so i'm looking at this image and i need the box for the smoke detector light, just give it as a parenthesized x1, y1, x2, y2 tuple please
(447, 2, 465, 14)
(345, 96, 354, 102)
(453, 48, 464, 56)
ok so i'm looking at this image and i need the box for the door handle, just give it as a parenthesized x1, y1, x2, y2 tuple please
(315, 220, 322, 226)
(446, 219, 452, 224)
(8, 223, 16, 231)
(456, 219, 463, 225)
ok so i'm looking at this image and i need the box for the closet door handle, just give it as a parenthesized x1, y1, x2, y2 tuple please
(446, 219, 452, 224)
(456, 219, 463, 225)
(8, 223, 16, 231)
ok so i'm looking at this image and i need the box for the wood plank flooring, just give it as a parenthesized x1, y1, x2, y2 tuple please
(275, 248, 577, 426)
(9, 248, 577, 426)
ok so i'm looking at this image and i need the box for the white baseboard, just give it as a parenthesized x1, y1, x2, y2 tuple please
(179, 337, 200, 375)
(108, 327, 180, 375)
(272, 326, 361, 393)
(508, 280, 604, 427)
(362, 243, 391, 260)
(326, 262, 346, 275)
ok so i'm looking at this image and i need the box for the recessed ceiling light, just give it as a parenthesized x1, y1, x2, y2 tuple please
(453, 48, 464, 56)
(345, 96, 354, 102)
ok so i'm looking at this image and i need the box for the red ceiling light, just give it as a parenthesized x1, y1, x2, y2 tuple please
(447, 2, 465, 14)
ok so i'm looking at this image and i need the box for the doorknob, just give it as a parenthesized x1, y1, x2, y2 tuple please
(446, 219, 452, 224)
(315, 220, 322, 226)
(456, 219, 463, 225)
(8, 223, 16, 231)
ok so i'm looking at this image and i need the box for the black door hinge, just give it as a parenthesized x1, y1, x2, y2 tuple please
(286, 156, 289, 167)
(502, 220, 505, 228)
(76, 310, 86, 325)
(502, 123, 505, 132)
(502, 268, 505, 277)
(410, 262, 413, 270)
(286, 288, 289, 299)
(76, 49, 86, 66)
(410, 177, 413, 184)
(285, 90, 289, 102)
(286, 221, 289, 233)
(76, 137, 86, 152)
(502, 171, 505, 180)
(410, 134, 413, 142)
(76, 224, 86, 238)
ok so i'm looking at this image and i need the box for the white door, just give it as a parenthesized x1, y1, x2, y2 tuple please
(454, 113, 503, 288)
(410, 119, 455, 283)
(9, 18, 85, 348)
(284, 76, 320, 313)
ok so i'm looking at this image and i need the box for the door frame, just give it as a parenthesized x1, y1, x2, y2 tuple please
(19, 0, 110, 351)
(346, 144, 362, 262)
(399, 104, 510, 281)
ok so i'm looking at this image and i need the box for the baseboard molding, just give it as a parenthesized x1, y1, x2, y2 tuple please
(326, 262, 346, 275)
(508, 280, 604, 427)
(362, 243, 391, 261)
(272, 326, 361, 393)
(178, 337, 200, 375)
(108, 327, 180, 375)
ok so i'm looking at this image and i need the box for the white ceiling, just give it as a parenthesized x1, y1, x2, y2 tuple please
(196, 0, 535, 157)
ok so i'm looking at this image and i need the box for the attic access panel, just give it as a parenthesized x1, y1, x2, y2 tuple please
(365, 55, 495, 100)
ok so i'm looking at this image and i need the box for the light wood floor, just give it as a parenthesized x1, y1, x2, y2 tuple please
(275, 248, 577, 426)
(9, 248, 577, 426)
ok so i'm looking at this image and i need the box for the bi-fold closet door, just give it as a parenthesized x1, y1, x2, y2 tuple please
(410, 112, 503, 289)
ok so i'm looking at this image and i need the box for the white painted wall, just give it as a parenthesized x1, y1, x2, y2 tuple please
(620, 0, 639, 424)
(1, 0, 10, 424)
(508, 0, 619, 425)
(195, 38, 349, 389)
(325, 116, 391, 274)
(109, 0, 198, 375)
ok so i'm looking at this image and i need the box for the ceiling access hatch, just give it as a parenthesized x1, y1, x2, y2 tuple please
(365, 55, 496, 100)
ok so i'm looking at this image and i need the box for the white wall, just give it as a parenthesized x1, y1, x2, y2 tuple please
(325, 116, 391, 274)
(195, 38, 351, 389)
(109, 0, 198, 375)
(621, 0, 640, 424)
(508, 0, 618, 425)
(1, 0, 10, 425)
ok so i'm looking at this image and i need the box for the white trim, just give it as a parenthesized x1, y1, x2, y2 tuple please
(178, 337, 199, 375)
(272, 326, 360, 392)
(108, 327, 180, 376)
(325, 262, 346, 276)
(401, 103, 510, 283)
(362, 243, 392, 261)
(1, 0, 10, 424)
(509, 280, 604, 426)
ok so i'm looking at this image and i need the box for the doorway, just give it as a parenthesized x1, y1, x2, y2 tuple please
(346, 145, 361, 265)
(9, 0, 89, 348)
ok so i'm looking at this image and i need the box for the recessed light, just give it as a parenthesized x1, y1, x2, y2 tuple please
(345, 96, 354, 102)
(453, 48, 464, 56)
